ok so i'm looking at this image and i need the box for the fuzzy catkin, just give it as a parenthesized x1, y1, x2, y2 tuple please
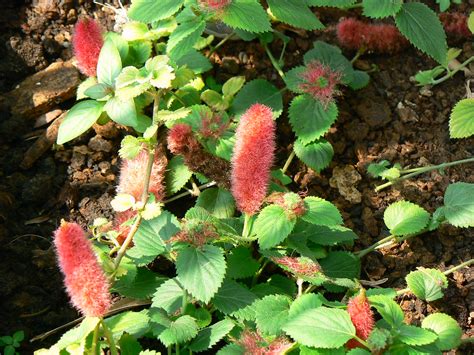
(167, 123, 231, 189)
(53, 221, 111, 317)
(231, 104, 276, 215)
(72, 18, 104, 77)
(346, 292, 375, 349)
(440, 12, 471, 38)
(337, 18, 408, 54)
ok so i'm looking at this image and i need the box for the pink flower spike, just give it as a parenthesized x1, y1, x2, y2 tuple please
(231, 104, 276, 215)
(72, 17, 104, 77)
(199, 0, 232, 11)
(346, 291, 375, 349)
(117, 146, 166, 202)
(440, 12, 471, 38)
(53, 221, 111, 317)
(299, 61, 341, 107)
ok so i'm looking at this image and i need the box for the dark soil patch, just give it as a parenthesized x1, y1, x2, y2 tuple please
(0, 1, 472, 353)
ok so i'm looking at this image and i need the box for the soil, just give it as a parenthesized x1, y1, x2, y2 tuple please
(0, 0, 472, 353)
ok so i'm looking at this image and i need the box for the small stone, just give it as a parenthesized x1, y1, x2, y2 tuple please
(355, 89, 392, 128)
(221, 57, 239, 74)
(329, 165, 362, 204)
(88, 136, 113, 152)
(396, 102, 419, 123)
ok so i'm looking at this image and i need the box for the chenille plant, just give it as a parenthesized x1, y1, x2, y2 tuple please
(36, 1, 474, 354)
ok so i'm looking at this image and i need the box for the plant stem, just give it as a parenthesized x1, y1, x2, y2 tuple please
(353, 336, 371, 351)
(91, 322, 100, 355)
(375, 157, 474, 192)
(163, 181, 217, 204)
(252, 260, 269, 287)
(429, 56, 474, 86)
(101, 319, 118, 355)
(176, 343, 180, 355)
(297, 278, 304, 297)
(282, 149, 296, 174)
(207, 31, 236, 58)
(189, 177, 201, 196)
(263, 43, 286, 80)
(242, 213, 253, 239)
(168, 346, 172, 355)
(356, 235, 396, 258)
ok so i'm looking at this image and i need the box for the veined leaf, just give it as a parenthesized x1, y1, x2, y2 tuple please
(57, 100, 104, 144)
(104, 96, 138, 127)
(165, 156, 193, 195)
(255, 205, 296, 249)
(449, 98, 474, 139)
(189, 319, 235, 352)
(307, 0, 357, 8)
(368, 295, 404, 328)
(421, 313, 462, 350)
(255, 295, 291, 336)
(395, 2, 448, 66)
(294, 138, 334, 173)
(443, 182, 474, 228)
(212, 280, 258, 319)
(226, 246, 260, 279)
(167, 18, 206, 60)
(267, 0, 324, 30)
(152, 278, 184, 314)
(97, 39, 122, 87)
(302, 196, 343, 226)
(362, 0, 402, 19)
(196, 188, 236, 218)
(55, 317, 100, 350)
(405, 268, 448, 302)
(222, 0, 271, 33)
(105, 311, 150, 340)
(128, 0, 184, 23)
(157, 315, 198, 347)
(383, 201, 430, 236)
(397, 324, 437, 346)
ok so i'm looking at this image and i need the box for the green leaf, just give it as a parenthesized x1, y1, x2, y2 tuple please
(283, 307, 355, 348)
(189, 319, 235, 352)
(104, 96, 138, 126)
(307, 0, 357, 8)
(368, 295, 404, 328)
(255, 205, 296, 249)
(125, 40, 152, 66)
(196, 188, 235, 218)
(217, 344, 245, 355)
(367, 328, 391, 351)
(152, 278, 184, 314)
(105, 311, 150, 340)
(302, 225, 358, 246)
(226, 246, 260, 279)
(175, 49, 212, 74)
(395, 2, 448, 66)
(128, 0, 184, 23)
(113, 267, 165, 299)
(421, 313, 462, 350)
(302, 196, 343, 226)
(383, 201, 430, 236)
(294, 138, 334, 173)
(443, 182, 474, 228)
(212, 280, 258, 318)
(201, 90, 227, 111)
(255, 295, 291, 336)
(77, 77, 98, 100)
(97, 39, 122, 86)
(222, 76, 246, 98)
(289, 95, 338, 144)
(231, 79, 283, 119)
(348, 70, 370, 90)
(320, 251, 360, 279)
(84, 83, 111, 100)
(397, 324, 437, 346)
(12, 331, 24, 343)
(415, 66, 445, 86)
(469, 11, 474, 34)
(222, 0, 271, 33)
(131, 211, 180, 261)
(288, 293, 322, 319)
(57, 100, 104, 144)
(362, 0, 402, 18)
(166, 156, 193, 195)
(56, 317, 100, 350)
(405, 268, 448, 302)
(176, 245, 226, 303)
(450, 98, 474, 139)
(119, 333, 143, 355)
(118, 135, 141, 160)
(168, 18, 206, 60)
(267, 0, 324, 30)
(158, 315, 198, 347)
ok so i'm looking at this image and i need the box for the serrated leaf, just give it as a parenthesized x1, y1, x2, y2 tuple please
(398, 324, 437, 346)
(294, 138, 334, 173)
(56, 317, 100, 350)
(168, 18, 206, 60)
(222, 76, 246, 98)
(289, 95, 338, 144)
(384, 201, 430, 236)
(406, 268, 448, 302)
(469, 12, 474, 34)
(395, 2, 448, 66)
(158, 315, 198, 347)
(175, 49, 212, 74)
(196, 188, 235, 218)
(368, 295, 404, 328)
(255, 205, 296, 249)
(267, 0, 324, 30)
(119, 135, 142, 160)
(362, 0, 402, 18)
(288, 294, 323, 319)
(231, 79, 283, 119)
(255, 295, 291, 336)
(113, 267, 165, 299)
(302, 196, 343, 226)
(320, 251, 360, 279)
(105, 311, 150, 340)
(189, 319, 235, 352)
(132, 211, 180, 260)
(212, 279, 258, 318)
(226, 246, 260, 279)
(450, 98, 474, 139)
(301, 224, 357, 246)
(57, 100, 104, 144)
(421, 313, 462, 350)
(367, 328, 391, 351)
(307, 0, 357, 8)
(222, 0, 271, 33)
(119, 333, 143, 355)
(443, 182, 474, 227)
(152, 278, 184, 314)
(128, 0, 184, 23)
(283, 307, 355, 348)
(166, 156, 193, 195)
(97, 39, 122, 86)
(176, 245, 226, 303)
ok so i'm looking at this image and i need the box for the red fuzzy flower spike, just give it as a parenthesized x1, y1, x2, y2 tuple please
(199, 0, 232, 11)
(299, 61, 341, 107)
(117, 146, 166, 203)
(440, 13, 471, 38)
(53, 221, 111, 317)
(346, 290, 375, 349)
(238, 330, 292, 355)
(272, 256, 321, 277)
(336, 18, 408, 54)
(72, 18, 104, 77)
(231, 104, 276, 215)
